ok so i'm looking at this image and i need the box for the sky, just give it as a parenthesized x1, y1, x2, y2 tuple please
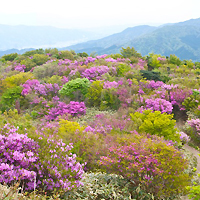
(0, 0, 199, 30)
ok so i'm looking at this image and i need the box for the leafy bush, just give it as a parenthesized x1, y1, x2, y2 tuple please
(33, 62, 66, 79)
(99, 134, 190, 199)
(100, 88, 121, 110)
(86, 80, 104, 107)
(32, 54, 49, 65)
(1, 72, 34, 93)
(140, 70, 170, 83)
(59, 78, 91, 101)
(58, 119, 110, 171)
(0, 86, 23, 112)
(2, 53, 18, 61)
(57, 50, 74, 60)
(130, 110, 181, 142)
(116, 63, 131, 76)
(187, 185, 200, 200)
(66, 172, 155, 200)
(120, 47, 142, 58)
(22, 49, 45, 57)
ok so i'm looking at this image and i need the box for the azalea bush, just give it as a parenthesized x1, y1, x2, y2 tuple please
(0, 123, 85, 194)
(99, 134, 191, 199)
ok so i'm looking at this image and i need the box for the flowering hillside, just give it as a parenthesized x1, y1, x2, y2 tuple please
(0, 47, 200, 199)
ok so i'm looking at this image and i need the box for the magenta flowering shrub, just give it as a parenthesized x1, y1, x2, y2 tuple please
(0, 124, 38, 188)
(179, 131, 190, 143)
(144, 98, 173, 114)
(146, 80, 164, 89)
(187, 118, 200, 136)
(14, 64, 26, 72)
(46, 101, 86, 120)
(81, 66, 109, 81)
(21, 79, 60, 97)
(103, 81, 119, 89)
(0, 123, 85, 192)
(169, 88, 192, 110)
(99, 134, 190, 198)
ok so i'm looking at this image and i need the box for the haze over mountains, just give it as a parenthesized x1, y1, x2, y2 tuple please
(1, 18, 200, 61)
(64, 18, 200, 61)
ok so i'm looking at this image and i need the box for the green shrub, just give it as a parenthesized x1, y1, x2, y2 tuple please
(59, 78, 91, 101)
(86, 80, 103, 107)
(33, 62, 63, 79)
(168, 54, 182, 66)
(0, 86, 23, 112)
(22, 48, 45, 56)
(130, 110, 181, 142)
(2, 53, 18, 61)
(1, 72, 34, 93)
(57, 50, 74, 60)
(32, 54, 49, 65)
(120, 47, 142, 58)
(183, 90, 200, 112)
(43, 75, 63, 86)
(65, 172, 155, 200)
(100, 88, 121, 110)
(117, 63, 131, 76)
(187, 185, 200, 200)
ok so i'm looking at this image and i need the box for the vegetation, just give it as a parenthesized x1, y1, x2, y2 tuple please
(0, 46, 200, 199)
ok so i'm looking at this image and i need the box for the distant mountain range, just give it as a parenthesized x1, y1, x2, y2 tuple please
(63, 18, 200, 61)
(0, 24, 104, 51)
(1, 18, 200, 61)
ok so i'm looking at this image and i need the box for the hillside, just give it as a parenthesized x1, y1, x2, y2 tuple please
(64, 18, 200, 61)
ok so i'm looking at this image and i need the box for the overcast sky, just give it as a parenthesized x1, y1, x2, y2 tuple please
(0, 0, 199, 29)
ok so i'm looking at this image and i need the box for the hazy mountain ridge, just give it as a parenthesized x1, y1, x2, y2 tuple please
(64, 18, 200, 61)
(1, 18, 200, 61)
(0, 24, 103, 51)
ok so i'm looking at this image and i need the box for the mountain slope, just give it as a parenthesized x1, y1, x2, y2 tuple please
(64, 25, 157, 51)
(65, 18, 200, 61)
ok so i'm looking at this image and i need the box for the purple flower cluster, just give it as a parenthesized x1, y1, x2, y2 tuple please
(157, 57, 166, 61)
(21, 79, 60, 96)
(105, 58, 117, 62)
(14, 64, 26, 72)
(103, 81, 119, 89)
(162, 84, 178, 91)
(96, 54, 108, 59)
(145, 98, 173, 114)
(146, 80, 164, 89)
(187, 118, 200, 135)
(0, 123, 85, 191)
(46, 101, 86, 120)
(179, 131, 190, 143)
(0, 124, 39, 188)
(81, 66, 109, 81)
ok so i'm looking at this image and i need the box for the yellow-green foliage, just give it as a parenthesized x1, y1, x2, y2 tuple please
(169, 77, 200, 89)
(130, 110, 181, 142)
(43, 75, 63, 86)
(86, 80, 103, 107)
(32, 54, 49, 65)
(1, 72, 34, 92)
(116, 63, 131, 76)
(58, 119, 109, 171)
(0, 109, 35, 135)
